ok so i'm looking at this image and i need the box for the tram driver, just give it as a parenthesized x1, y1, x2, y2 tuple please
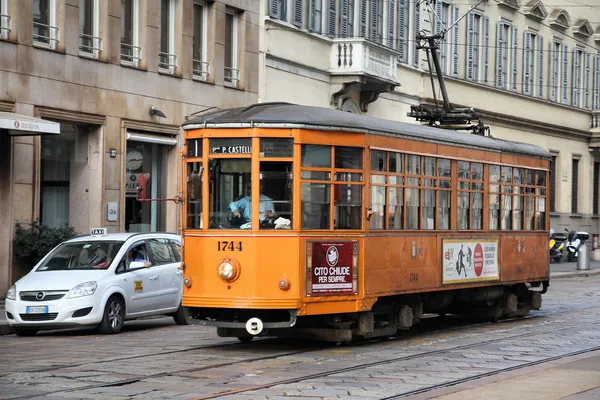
(229, 182, 276, 228)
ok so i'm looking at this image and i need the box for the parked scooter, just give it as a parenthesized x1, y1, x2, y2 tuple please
(564, 229, 590, 262)
(549, 230, 568, 263)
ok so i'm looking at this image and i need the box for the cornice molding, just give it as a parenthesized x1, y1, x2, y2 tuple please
(524, 0, 548, 22)
(549, 8, 571, 30)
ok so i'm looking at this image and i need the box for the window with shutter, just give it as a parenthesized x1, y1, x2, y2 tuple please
(550, 40, 559, 102)
(292, 0, 303, 26)
(523, 31, 532, 95)
(310, 0, 323, 33)
(359, 0, 366, 38)
(369, 0, 377, 41)
(340, 0, 355, 38)
(388, 0, 395, 48)
(594, 55, 600, 110)
(572, 48, 582, 107)
(329, 0, 338, 37)
(496, 22, 505, 88)
(572, 158, 579, 214)
(511, 26, 518, 91)
(537, 36, 544, 97)
(439, 3, 449, 74)
(398, 0, 409, 63)
(269, 0, 287, 20)
(562, 44, 569, 104)
(483, 16, 489, 83)
(584, 53, 591, 109)
(451, 7, 459, 77)
(466, 13, 474, 81)
(413, 1, 420, 67)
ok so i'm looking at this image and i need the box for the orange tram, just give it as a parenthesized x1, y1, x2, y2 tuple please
(179, 103, 551, 343)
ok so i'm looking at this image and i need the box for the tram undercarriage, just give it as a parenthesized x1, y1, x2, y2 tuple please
(188, 281, 549, 343)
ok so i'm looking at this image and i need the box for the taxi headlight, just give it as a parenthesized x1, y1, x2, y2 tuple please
(6, 284, 16, 301)
(218, 262, 236, 281)
(66, 281, 98, 299)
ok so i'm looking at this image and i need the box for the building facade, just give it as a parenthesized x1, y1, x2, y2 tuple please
(259, 0, 600, 248)
(0, 0, 259, 296)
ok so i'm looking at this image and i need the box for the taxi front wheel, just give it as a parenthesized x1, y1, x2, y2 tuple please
(99, 296, 125, 334)
(171, 303, 189, 326)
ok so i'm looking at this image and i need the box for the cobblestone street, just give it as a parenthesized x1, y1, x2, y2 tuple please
(2, 276, 600, 400)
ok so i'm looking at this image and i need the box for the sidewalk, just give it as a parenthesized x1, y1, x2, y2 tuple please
(1, 260, 598, 336)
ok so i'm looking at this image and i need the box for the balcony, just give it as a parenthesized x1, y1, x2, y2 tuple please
(329, 38, 400, 113)
(0, 13, 11, 39)
(590, 112, 600, 155)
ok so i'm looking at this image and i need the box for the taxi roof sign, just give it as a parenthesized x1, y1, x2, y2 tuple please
(91, 228, 107, 236)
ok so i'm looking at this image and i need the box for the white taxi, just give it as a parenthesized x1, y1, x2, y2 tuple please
(5, 229, 186, 336)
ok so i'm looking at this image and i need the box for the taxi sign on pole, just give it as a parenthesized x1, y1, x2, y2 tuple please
(91, 228, 107, 236)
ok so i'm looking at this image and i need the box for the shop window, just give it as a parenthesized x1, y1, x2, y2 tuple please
(125, 140, 168, 232)
(40, 124, 90, 230)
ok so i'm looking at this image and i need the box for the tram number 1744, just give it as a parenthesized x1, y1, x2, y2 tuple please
(217, 241, 243, 252)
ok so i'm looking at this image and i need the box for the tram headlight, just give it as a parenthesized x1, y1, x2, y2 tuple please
(218, 261, 236, 281)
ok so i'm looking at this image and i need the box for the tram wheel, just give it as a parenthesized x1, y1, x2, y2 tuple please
(237, 336, 254, 344)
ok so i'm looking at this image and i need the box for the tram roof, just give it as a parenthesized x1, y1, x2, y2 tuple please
(182, 102, 551, 159)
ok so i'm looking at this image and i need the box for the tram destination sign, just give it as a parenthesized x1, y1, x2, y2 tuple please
(310, 242, 355, 295)
(210, 138, 252, 154)
(442, 238, 500, 284)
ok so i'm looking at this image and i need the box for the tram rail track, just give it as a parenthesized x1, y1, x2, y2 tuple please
(6, 305, 600, 400)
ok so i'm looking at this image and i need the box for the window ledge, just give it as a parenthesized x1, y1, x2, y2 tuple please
(550, 212, 561, 217)
(79, 53, 107, 63)
(591, 215, 600, 219)
(0, 37, 17, 45)
(32, 43, 65, 54)
(224, 83, 245, 91)
(570, 213, 584, 218)
(158, 69, 183, 79)
(120, 62, 147, 72)
(265, 17, 333, 44)
(192, 75, 213, 84)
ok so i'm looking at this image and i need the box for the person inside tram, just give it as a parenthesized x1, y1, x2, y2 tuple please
(229, 181, 276, 227)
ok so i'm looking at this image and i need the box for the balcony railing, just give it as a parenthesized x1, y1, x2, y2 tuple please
(79, 33, 102, 56)
(591, 112, 600, 129)
(159, 51, 177, 73)
(121, 42, 142, 65)
(33, 22, 59, 47)
(224, 67, 240, 87)
(0, 14, 12, 38)
(329, 38, 398, 83)
(193, 59, 210, 80)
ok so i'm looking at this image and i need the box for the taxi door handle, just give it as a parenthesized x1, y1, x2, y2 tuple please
(149, 275, 158, 280)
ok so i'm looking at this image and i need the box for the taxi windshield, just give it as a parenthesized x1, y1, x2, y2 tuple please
(36, 241, 125, 271)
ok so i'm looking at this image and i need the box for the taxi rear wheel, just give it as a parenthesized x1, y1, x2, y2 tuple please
(99, 296, 125, 334)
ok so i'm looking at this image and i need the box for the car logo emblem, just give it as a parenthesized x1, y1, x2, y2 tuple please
(36, 292, 45, 300)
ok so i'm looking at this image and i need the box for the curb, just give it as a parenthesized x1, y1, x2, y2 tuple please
(550, 270, 600, 279)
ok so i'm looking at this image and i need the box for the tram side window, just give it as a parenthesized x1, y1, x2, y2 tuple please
(422, 157, 436, 230)
(301, 144, 332, 229)
(259, 161, 293, 230)
(524, 169, 536, 230)
(208, 158, 251, 229)
(187, 162, 203, 229)
(512, 168, 524, 230)
(458, 161, 483, 230)
(370, 150, 387, 229)
(334, 147, 363, 229)
(501, 166, 513, 230)
(438, 158, 451, 230)
(388, 152, 404, 230)
(535, 170, 547, 230)
(406, 155, 420, 229)
(489, 165, 501, 230)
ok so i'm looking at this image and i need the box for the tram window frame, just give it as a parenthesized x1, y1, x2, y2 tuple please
(457, 161, 483, 230)
(368, 151, 451, 231)
(300, 144, 364, 230)
(186, 161, 203, 229)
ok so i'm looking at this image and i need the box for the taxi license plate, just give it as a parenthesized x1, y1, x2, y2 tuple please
(26, 306, 48, 314)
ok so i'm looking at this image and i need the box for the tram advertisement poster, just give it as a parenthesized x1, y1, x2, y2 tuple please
(310, 242, 355, 295)
(442, 239, 499, 284)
